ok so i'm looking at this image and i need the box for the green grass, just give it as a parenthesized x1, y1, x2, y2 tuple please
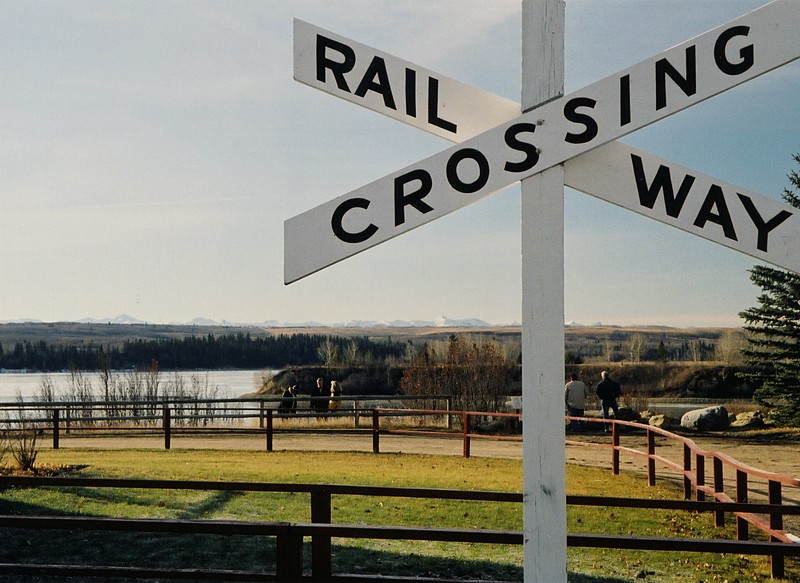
(0, 448, 795, 582)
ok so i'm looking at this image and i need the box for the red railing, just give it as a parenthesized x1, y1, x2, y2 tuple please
(370, 408, 799, 579)
(567, 416, 800, 578)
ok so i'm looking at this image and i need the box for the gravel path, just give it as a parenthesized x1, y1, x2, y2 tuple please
(48, 428, 799, 477)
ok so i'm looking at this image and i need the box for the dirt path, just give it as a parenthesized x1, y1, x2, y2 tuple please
(49, 428, 799, 477)
(47, 429, 800, 537)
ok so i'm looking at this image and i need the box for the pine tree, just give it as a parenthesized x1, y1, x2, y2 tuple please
(739, 153, 800, 425)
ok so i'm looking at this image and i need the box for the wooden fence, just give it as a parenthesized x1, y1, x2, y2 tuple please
(0, 476, 798, 581)
(0, 404, 798, 579)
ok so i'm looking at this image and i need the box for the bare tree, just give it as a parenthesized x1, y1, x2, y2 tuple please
(628, 333, 646, 363)
(688, 339, 702, 362)
(97, 347, 112, 403)
(715, 328, 747, 364)
(318, 338, 339, 366)
(36, 374, 55, 403)
(400, 335, 515, 414)
(344, 339, 359, 366)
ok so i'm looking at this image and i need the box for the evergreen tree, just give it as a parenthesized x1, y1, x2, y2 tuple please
(739, 153, 800, 425)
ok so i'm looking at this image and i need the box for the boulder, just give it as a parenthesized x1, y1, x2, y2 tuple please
(730, 410, 765, 429)
(648, 414, 673, 429)
(680, 406, 729, 431)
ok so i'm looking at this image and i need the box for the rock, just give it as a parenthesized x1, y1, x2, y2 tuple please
(680, 406, 729, 431)
(730, 410, 765, 429)
(648, 414, 672, 429)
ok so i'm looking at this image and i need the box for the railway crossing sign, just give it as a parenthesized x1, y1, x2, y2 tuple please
(290, 18, 800, 280)
(286, 1, 800, 284)
(285, 2, 800, 580)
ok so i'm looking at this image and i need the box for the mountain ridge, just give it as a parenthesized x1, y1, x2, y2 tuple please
(1, 314, 507, 329)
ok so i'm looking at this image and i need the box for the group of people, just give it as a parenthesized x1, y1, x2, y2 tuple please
(278, 377, 343, 414)
(564, 370, 621, 432)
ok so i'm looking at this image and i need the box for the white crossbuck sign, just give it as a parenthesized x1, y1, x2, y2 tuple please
(286, 1, 800, 284)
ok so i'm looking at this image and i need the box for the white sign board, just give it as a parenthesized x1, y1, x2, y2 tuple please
(285, 0, 800, 283)
(292, 19, 800, 276)
(565, 142, 800, 272)
(294, 19, 520, 141)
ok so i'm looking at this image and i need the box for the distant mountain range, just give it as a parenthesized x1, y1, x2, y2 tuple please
(1, 314, 511, 329)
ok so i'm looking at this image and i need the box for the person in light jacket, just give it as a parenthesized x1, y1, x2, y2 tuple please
(329, 380, 342, 412)
(564, 374, 588, 431)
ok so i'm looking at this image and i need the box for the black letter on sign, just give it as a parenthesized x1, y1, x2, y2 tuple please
(316, 35, 356, 92)
(446, 148, 490, 194)
(631, 154, 695, 218)
(394, 169, 434, 226)
(504, 123, 539, 173)
(737, 194, 792, 252)
(405, 68, 417, 117)
(355, 56, 397, 110)
(428, 77, 457, 134)
(619, 74, 631, 127)
(693, 185, 737, 241)
(715, 26, 754, 76)
(564, 97, 598, 144)
(331, 198, 379, 244)
(656, 45, 696, 110)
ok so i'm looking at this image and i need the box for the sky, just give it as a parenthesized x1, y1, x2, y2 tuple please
(1, 0, 799, 328)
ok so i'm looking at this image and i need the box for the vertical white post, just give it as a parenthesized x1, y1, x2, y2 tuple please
(521, 1, 567, 582)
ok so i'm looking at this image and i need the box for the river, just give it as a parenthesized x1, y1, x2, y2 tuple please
(0, 369, 277, 402)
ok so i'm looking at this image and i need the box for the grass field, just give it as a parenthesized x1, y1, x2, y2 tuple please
(0, 447, 794, 582)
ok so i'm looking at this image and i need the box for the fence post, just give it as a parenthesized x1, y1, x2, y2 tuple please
(275, 527, 303, 582)
(611, 423, 620, 475)
(52, 409, 59, 450)
(259, 400, 265, 429)
(266, 408, 273, 452)
(447, 397, 453, 430)
(713, 456, 724, 527)
(696, 453, 705, 501)
(163, 406, 171, 450)
(736, 469, 749, 541)
(372, 409, 380, 454)
(768, 479, 784, 579)
(311, 488, 332, 580)
(353, 402, 359, 428)
(682, 443, 692, 500)
(463, 412, 471, 459)
(646, 429, 656, 486)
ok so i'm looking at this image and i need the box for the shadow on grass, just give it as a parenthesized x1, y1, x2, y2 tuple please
(0, 499, 628, 582)
(567, 574, 635, 582)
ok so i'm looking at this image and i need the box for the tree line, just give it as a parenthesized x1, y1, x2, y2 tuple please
(0, 333, 407, 373)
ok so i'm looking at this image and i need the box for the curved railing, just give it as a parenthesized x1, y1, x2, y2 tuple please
(372, 408, 799, 579)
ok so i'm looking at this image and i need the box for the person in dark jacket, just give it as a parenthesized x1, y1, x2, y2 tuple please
(278, 385, 297, 413)
(312, 377, 328, 414)
(595, 371, 620, 430)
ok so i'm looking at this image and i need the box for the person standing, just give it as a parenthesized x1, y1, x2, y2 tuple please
(278, 385, 296, 413)
(329, 380, 342, 412)
(312, 377, 327, 414)
(595, 370, 621, 431)
(564, 374, 588, 431)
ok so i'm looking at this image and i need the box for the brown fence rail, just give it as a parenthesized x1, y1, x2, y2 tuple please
(1, 477, 799, 581)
